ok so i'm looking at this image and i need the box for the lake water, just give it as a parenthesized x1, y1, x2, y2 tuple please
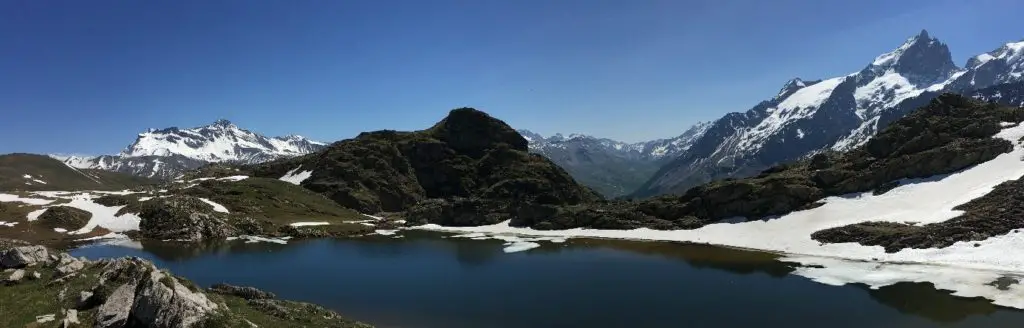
(70, 231, 1024, 328)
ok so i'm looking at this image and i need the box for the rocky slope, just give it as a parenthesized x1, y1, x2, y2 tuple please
(240, 108, 601, 222)
(632, 31, 1024, 198)
(0, 174, 378, 246)
(0, 154, 157, 191)
(0, 241, 372, 327)
(55, 119, 325, 180)
(404, 94, 1024, 234)
(519, 123, 709, 197)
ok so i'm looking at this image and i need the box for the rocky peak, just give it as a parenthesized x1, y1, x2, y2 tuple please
(211, 119, 234, 128)
(775, 78, 822, 99)
(864, 29, 958, 84)
(430, 107, 529, 157)
(516, 129, 546, 144)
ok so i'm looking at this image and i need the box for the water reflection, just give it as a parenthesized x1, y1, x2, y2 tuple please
(862, 282, 1002, 323)
(71, 232, 1024, 327)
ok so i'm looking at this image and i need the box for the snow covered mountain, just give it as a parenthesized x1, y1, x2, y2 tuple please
(55, 119, 326, 179)
(519, 122, 709, 197)
(632, 30, 1024, 198)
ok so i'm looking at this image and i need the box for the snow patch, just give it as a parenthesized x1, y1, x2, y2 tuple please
(735, 77, 845, 152)
(228, 235, 288, 244)
(197, 198, 229, 213)
(0, 193, 54, 206)
(374, 230, 398, 236)
(288, 222, 330, 227)
(279, 167, 313, 185)
(412, 121, 1024, 308)
(26, 193, 143, 233)
(445, 232, 569, 253)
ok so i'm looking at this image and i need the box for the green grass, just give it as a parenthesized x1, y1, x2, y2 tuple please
(176, 177, 364, 224)
(206, 294, 373, 328)
(0, 265, 102, 328)
(0, 153, 159, 192)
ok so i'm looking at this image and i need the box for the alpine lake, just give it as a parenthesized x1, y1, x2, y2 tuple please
(69, 230, 1024, 328)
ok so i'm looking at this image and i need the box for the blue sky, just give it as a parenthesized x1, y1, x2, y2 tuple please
(2, 0, 1023, 154)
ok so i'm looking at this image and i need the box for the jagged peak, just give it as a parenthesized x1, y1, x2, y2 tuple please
(870, 29, 944, 66)
(861, 29, 957, 84)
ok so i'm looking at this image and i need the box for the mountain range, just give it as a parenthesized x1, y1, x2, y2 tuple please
(36, 30, 1024, 201)
(522, 30, 1024, 199)
(53, 119, 326, 179)
(517, 123, 709, 197)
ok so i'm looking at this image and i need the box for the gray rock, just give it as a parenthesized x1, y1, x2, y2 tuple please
(36, 314, 56, 323)
(30, 271, 41, 280)
(77, 291, 94, 309)
(61, 309, 80, 327)
(96, 283, 136, 328)
(5, 269, 25, 284)
(55, 253, 86, 275)
(131, 270, 219, 327)
(209, 283, 276, 300)
(0, 246, 49, 269)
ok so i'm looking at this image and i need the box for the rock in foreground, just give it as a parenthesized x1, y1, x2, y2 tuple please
(0, 242, 374, 328)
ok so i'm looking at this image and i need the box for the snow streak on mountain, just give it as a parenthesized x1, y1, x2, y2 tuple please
(55, 120, 325, 179)
(632, 30, 1024, 198)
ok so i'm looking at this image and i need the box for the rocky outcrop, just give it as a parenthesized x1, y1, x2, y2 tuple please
(37, 206, 92, 231)
(209, 283, 277, 300)
(89, 257, 218, 328)
(124, 196, 237, 241)
(0, 242, 375, 328)
(0, 245, 49, 269)
(250, 108, 600, 217)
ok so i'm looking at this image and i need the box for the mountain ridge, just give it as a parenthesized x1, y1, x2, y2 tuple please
(630, 30, 1024, 198)
(54, 120, 325, 179)
(517, 122, 709, 197)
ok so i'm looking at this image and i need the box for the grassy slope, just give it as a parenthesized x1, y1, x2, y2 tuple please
(178, 177, 365, 224)
(0, 153, 158, 191)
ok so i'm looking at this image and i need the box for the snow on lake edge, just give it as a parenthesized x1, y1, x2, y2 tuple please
(412, 122, 1024, 308)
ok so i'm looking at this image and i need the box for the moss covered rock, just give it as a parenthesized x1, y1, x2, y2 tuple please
(250, 108, 600, 216)
(37, 206, 91, 230)
(93, 194, 134, 207)
(128, 196, 236, 241)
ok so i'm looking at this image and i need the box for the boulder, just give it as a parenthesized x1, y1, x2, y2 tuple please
(96, 282, 136, 328)
(130, 270, 219, 327)
(0, 245, 49, 269)
(55, 253, 86, 275)
(61, 309, 80, 327)
(94, 257, 218, 328)
(5, 269, 25, 284)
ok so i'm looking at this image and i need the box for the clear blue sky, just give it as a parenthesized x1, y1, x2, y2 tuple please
(2, 0, 1023, 154)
